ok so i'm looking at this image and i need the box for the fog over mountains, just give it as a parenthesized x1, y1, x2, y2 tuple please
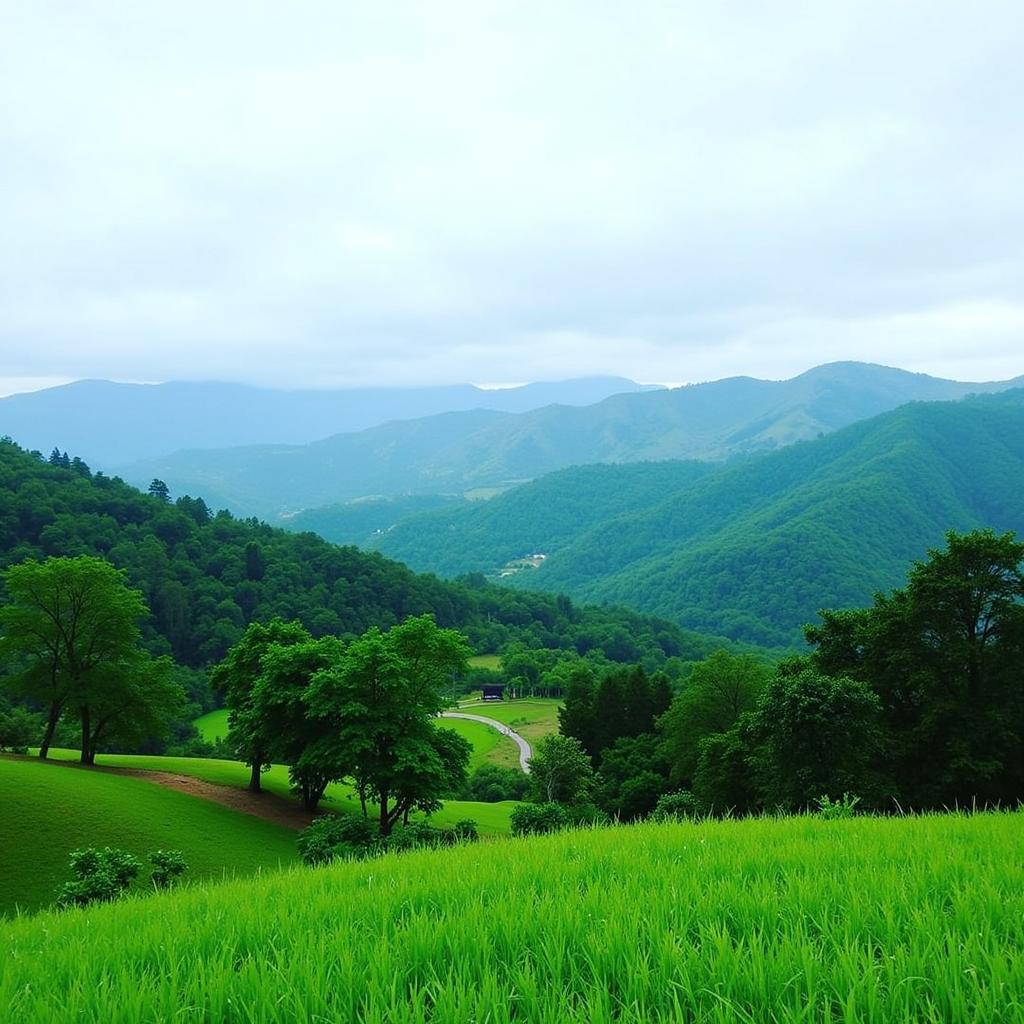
(0, 376, 654, 467)
(116, 362, 1023, 518)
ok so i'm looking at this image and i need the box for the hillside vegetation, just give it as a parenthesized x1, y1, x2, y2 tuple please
(377, 390, 1024, 646)
(0, 438, 717, 672)
(2, 811, 1021, 1022)
(118, 362, 1023, 517)
(0, 757, 298, 915)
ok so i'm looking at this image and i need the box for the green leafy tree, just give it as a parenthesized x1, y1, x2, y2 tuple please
(147, 479, 170, 503)
(808, 528, 1024, 806)
(306, 615, 471, 835)
(748, 667, 881, 811)
(658, 651, 771, 786)
(0, 556, 150, 761)
(211, 618, 312, 792)
(527, 734, 596, 805)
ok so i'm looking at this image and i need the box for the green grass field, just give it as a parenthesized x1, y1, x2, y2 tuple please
(193, 707, 229, 741)
(467, 653, 502, 671)
(460, 697, 561, 744)
(438, 717, 521, 771)
(0, 756, 299, 917)
(2, 811, 1021, 1022)
(41, 748, 515, 836)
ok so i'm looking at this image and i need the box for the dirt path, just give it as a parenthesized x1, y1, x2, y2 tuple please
(43, 758, 314, 830)
(440, 711, 533, 773)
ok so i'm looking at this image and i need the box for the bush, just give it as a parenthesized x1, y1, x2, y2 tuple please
(510, 802, 571, 836)
(461, 764, 531, 802)
(296, 815, 377, 866)
(816, 793, 860, 820)
(651, 790, 701, 821)
(0, 705, 41, 754)
(449, 819, 480, 844)
(56, 847, 141, 908)
(150, 849, 188, 888)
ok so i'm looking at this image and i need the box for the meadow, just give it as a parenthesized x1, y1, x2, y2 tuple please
(459, 697, 561, 745)
(0, 756, 298, 916)
(40, 748, 516, 835)
(193, 706, 229, 741)
(1, 811, 1021, 1022)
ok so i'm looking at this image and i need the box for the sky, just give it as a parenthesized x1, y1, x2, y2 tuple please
(2, 1, 1023, 396)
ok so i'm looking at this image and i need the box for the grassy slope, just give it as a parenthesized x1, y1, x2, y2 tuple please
(459, 698, 562, 744)
(193, 707, 229, 741)
(0, 757, 298, 916)
(467, 653, 502, 671)
(439, 718, 521, 771)
(42, 749, 515, 836)
(2, 812, 1022, 1022)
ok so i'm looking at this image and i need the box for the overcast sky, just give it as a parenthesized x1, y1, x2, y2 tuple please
(2, 1, 1023, 395)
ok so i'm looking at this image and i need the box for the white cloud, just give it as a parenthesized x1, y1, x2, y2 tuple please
(1, 1, 1022, 387)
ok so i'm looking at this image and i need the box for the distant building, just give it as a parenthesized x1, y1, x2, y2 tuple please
(481, 682, 505, 701)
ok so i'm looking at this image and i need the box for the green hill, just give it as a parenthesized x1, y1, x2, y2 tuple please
(374, 390, 1024, 647)
(0, 437, 722, 674)
(1, 811, 1021, 1021)
(0, 756, 298, 916)
(119, 362, 1024, 518)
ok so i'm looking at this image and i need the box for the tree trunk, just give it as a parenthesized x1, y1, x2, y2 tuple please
(79, 706, 91, 764)
(379, 789, 391, 836)
(248, 758, 262, 793)
(38, 702, 62, 759)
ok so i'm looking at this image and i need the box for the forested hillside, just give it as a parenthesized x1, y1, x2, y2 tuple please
(375, 390, 1024, 647)
(0, 439, 718, 671)
(119, 362, 1023, 517)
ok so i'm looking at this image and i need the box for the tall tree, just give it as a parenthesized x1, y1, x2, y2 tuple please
(0, 556, 149, 761)
(528, 734, 596, 805)
(306, 614, 471, 835)
(211, 618, 312, 792)
(808, 529, 1024, 806)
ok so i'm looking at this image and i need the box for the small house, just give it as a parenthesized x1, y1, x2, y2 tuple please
(481, 683, 505, 701)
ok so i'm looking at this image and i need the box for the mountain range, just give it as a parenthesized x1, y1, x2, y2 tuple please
(0, 376, 653, 467)
(117, 362, 1024, 518)
(366, 389, 1024, 647)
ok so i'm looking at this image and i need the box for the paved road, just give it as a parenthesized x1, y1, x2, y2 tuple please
(440, 711, 532, 773)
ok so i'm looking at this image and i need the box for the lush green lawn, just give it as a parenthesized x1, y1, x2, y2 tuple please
(42, 748, 515, 836)
(467, 653, 502, 671)
(0, 756, 299, 917)
(460, 697, 562, 744)
(193, 707, 229, 741)
(438, 717, 520, 771)
(3, 811, 1022, 1021)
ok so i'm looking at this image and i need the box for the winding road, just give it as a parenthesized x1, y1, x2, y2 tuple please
(441, 711, 533, 773)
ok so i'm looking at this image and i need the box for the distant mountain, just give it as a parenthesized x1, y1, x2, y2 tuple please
(0, 376, 653, 467)
(120, 363, 1024, 518)
(371, 389, 1024, 648)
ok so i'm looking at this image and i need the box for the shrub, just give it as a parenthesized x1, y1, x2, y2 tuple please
(150, 850, 188, 888)
(0, 705, 41, 754)
(56, 847, 141, 908)
(817, 793, 861, 820)
(461, 765, 530, 802)
(449, 819, 480, 844)
(652, 790, 701, 821)
(510, 802, 571, 836)
(296, 815, 376, 866)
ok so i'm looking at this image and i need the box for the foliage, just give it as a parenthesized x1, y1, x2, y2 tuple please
(0, 703, 41, 753)
(149, 850, 188, 888)
(527, 734, 595, 805)
(509, 801, 571, 836)
(55, 847, 141, 908)
(296, 814, 479, 866)
(0, 555, 184, 762)
(460, 764, 530, 802)
(807, 528, 1024, 808)
(594, 734, 669, 821)
(816, 793, 861, 820)
(650, 790, 701, 821)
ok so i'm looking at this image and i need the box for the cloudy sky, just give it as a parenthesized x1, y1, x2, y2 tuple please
(2, 1, 1023, 395)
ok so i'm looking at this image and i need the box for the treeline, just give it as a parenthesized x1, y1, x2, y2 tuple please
(0, 439, 723, 681)
(558, 530, 1024, 817)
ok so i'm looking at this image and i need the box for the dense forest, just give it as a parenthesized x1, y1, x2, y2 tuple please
(373, 390, 1024, 647)
(0, 439, 723, 681)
